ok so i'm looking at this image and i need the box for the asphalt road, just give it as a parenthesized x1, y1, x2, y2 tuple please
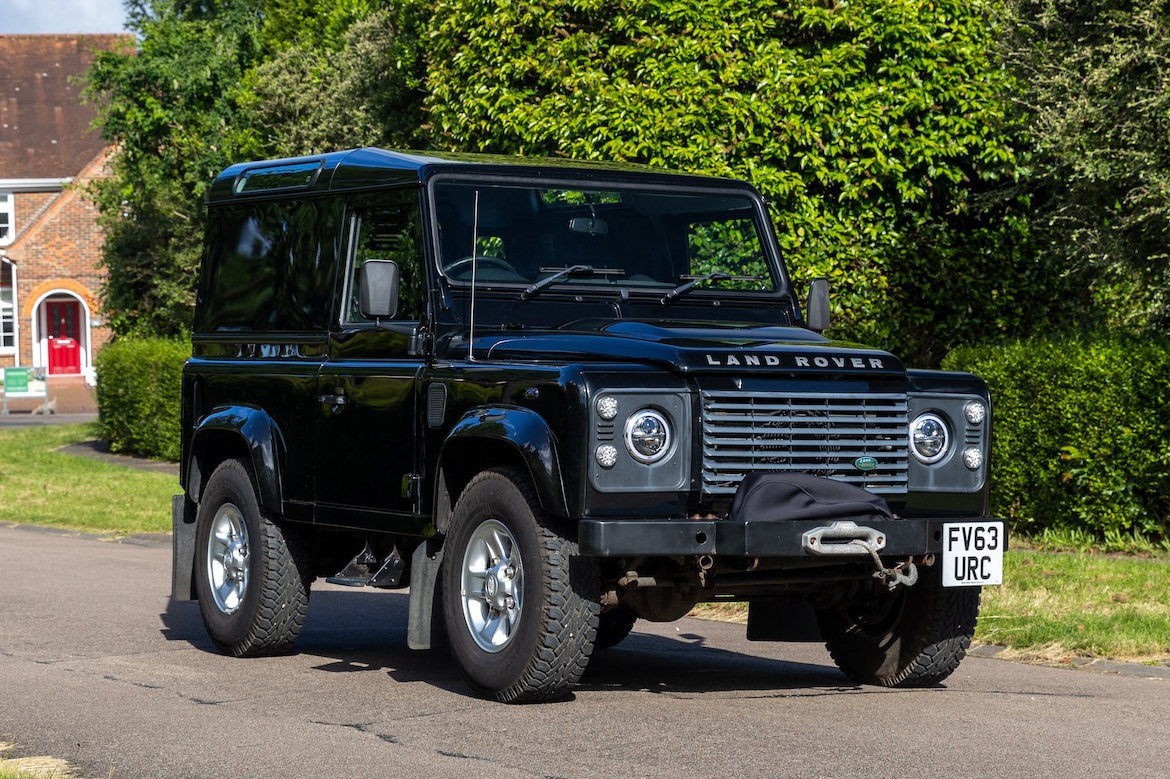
(2, 524, 1167, 779)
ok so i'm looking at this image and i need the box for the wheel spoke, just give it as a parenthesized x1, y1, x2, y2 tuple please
(460, 518, 525, 653)
(205, 502, 249, 616)
(483, 612, 509, 646)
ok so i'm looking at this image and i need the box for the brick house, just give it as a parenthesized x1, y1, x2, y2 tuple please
(0, 34, 130, 390)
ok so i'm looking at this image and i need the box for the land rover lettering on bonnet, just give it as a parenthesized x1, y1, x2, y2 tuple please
(172, 148, 1005, 703)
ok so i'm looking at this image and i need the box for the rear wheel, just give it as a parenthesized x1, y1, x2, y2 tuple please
(594, 605, 638, 649)
(442, 468, 599, 703)
(817, 565, 980, 687)
(194, 458, 312, 656)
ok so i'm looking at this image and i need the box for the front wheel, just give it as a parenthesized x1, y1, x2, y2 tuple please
(442, 468, 599, 703)
(816, 565, 980, 687)
(194, 458, 312, 657)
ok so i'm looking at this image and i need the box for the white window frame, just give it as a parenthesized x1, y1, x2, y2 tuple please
(0, 191, 13, 247)
(0, 256, 16, 357)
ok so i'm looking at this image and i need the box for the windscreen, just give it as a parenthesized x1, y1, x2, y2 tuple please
(432, 181, 778, 294)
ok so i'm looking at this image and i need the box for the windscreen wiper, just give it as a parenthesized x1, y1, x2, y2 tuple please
(660, 272, 760, 304)
(520, 265, 624, 299)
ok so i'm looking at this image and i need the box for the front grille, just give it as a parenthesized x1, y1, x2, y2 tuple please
(700, 391, 909, 497)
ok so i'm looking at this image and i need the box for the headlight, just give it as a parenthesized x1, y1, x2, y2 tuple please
(910, 413, 949, 464)
(624, 409, 671, 464)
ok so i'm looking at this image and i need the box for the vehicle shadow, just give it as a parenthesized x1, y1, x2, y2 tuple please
(159, 588, 861, 699)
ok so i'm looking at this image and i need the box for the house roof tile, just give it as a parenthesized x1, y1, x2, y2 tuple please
(0, 34, 132, 180)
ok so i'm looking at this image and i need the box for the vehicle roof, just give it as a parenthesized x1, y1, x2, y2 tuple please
(206, 147, 756, 204)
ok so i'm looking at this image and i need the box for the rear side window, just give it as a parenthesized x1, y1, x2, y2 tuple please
(196, 198, 342, 332)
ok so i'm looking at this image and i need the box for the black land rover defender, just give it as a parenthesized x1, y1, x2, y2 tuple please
(172, 148, 1004, 703)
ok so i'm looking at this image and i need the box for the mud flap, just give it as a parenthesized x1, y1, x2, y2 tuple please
(407, 539, 445, 650)
(746, 600, 822, 642)
(171, 495, 197, 601)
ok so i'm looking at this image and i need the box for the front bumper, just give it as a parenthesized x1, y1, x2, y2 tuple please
(578, 516, 1006, 558)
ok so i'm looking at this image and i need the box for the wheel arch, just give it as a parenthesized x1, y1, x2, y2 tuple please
(433, 406, 567, 534)
(187, 405, 285, 516)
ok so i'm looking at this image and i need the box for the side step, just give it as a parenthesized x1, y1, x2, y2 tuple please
(325, 541, 407, 589)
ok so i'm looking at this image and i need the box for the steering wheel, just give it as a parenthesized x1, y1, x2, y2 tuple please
(444, 255, 518, 278)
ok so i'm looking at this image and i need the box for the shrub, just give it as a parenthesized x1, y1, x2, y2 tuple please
(943, 335, 1170, 539)
(94, 337, 189, 461)
(423, 0, 1057, 363)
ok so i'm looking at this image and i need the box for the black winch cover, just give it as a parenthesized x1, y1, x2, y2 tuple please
(729, 472, 893, 523)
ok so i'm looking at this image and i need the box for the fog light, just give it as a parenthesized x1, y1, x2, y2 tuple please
(595, 444, 618, 469)
(962, 447, 984, 470)
(596, 395, 619, 420)
(964, 401, 987, 425)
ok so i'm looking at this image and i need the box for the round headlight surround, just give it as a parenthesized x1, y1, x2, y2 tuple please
(910, 412, 950, 464)
(624, 408, 672, 464)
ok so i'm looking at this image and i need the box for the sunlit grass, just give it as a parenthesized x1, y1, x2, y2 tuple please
(0, 424, 176, 534)
(0, 743, 76, 779)
(978, 551, 1170, 661)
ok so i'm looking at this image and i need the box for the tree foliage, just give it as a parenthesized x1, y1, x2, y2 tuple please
(89, 0, 1079, 364)
(426, 0, 1050, 362)
(243, 6, 427, 158)
(998, 1, 1170, 331)
(85, 0, 264, 336)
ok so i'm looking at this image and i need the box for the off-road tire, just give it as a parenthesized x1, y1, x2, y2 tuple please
(194, 458, 312, 657)
(442, 468, 599, 703)
(594, 605, 638, 649)
(816, 565, 980, 687)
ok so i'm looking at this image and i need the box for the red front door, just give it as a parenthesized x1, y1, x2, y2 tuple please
(46, 300, 82, 375)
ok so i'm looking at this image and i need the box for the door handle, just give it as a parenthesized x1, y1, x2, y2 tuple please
(318, 393, 348, 406)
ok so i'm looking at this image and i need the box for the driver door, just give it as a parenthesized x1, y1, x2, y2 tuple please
(314, 188, 428, 534)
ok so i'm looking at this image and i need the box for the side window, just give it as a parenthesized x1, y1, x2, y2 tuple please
(347, 190, 425, 323)
(196, 198, 341, 332)
(687, 218, 773, 291)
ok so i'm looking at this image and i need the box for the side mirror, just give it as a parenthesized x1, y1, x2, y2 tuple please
(806, 278, 830, 333)
(359, 259, 400, 320)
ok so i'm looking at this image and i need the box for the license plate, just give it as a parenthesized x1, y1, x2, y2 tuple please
(941, 521, 1004, 587)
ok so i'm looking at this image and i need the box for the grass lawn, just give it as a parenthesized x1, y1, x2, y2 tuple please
(0, 424, 176, 535)
(980, 550, 1170, 662)
(0, 743, 75, 779)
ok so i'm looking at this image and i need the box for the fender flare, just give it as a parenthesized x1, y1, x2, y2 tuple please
(437, 406, 567, 526)
(187, 405, 285, 515)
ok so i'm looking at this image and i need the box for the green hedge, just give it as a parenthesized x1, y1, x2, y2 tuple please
(422, 0, 1060, 364)
(94, 337, 189, 461)
(943, 335, 1170, 539)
